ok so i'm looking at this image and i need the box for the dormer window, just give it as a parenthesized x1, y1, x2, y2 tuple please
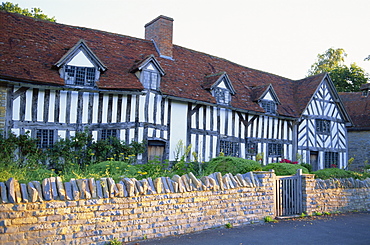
(55, 40, 107, 87)
(260, 100, 276, 114)
(133, 55, 165, 91)
(64, 65, 96, 86)
(214, 87, 230, 105)
(205, 72, 236, 106)
(253, 84, 280, 115)
(142, 66, 160, 90)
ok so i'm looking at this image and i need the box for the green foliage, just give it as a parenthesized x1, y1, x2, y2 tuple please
(47, 129, 144, 172)
(264, 216, 278, 223)
(300, 163, 312, 173)
(308, 48, 369, 92)
(225, 222, 233, 228)
(312, 168, 370, 180)
(138, 158, 170, 179)
(107, 238, 122, 245)
(262, 163, 309, 176)
(1, 1, 56, 22)
(204, 156, 262, 176)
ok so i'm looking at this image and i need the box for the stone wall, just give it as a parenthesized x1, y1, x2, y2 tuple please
(0, 171, 275, 244)
(303, 174, 370, 214)
(0, 171, 369, 245)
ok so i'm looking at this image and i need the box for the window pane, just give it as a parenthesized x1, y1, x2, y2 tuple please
(36, 129, 53, 148)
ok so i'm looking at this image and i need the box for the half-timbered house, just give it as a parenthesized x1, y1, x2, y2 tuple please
(0, 12, 352, 169)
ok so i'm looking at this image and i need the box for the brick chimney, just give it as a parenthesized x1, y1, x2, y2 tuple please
(145, 15, 174, 59)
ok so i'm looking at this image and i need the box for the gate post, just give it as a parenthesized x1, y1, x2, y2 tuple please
(301, 173, 316, 215)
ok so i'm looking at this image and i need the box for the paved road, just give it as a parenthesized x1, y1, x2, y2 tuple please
(128, 212, 370, 245)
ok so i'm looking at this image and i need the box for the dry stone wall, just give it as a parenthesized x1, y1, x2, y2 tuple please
(0, 171, 369, 245)
(0, 171, 275, 244)
(302, 174, 370, 214)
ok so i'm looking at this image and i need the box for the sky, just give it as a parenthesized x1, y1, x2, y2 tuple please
(9, 0, 370, 80)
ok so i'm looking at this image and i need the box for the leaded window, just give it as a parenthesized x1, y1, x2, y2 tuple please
(214, 88, 230, 105)
(324, 152, 338, 168)
(142, 70, 160, 90)
(246, 141, 258, 156)
(260, 100, 276, 114)
(220, 140, 239, 157)
(316, 119, 331, 135)
(65, 65, 96, 86)
(268, 143, 283, 157)
(36, 129, 54, 148)
(100, 129, 118, 141)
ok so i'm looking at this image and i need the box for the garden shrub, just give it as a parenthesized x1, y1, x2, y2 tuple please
(300, 163, 312, 173)
(204, 156, 262, 175)
(262, 162, 309, 176)
(313, 168, 370, 180)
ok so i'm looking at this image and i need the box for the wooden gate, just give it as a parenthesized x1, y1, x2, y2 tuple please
(275, 169, 303, 217)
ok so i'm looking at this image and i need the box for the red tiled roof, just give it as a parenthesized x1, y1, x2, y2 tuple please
(0, 11, 333, 118)
(339, 92, 370, 129)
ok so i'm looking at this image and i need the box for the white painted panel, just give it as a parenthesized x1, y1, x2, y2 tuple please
(58, 130, 66, 140)
(119, 130, 125, 141)
(240, 142, 245, 158)
(219, 109, 225, 135)
(48, 91, 56, 123)
(92, 93, 99, 123)
(262, 91, 273, 100)
(206, 106, 211, 131)
(121, 95, 127, 123)
(67, 50, 94, 67)
(148, 128, 154, 138)
(169, 101, 187, 161)
(82, 92, 89, 124)
(59, 91, 67, 123)
(228, 110, 232, 136)
(70, 131, 76, 137)
(155, 95, 162, 124)
(37, 90, 45, 122)
(101, 94, 108, 124)
(70, 91, 78, 123)
(138, 127, 144, 143)
(198, 134, 204, 160)
(130, 95, 137, 123)
(258, 116, 263, 138)
(198, 106, 204, 130)
(25, 90, 32, 121)
(205, 135, 210, 162)
(13, 96, 20, 121)
(129, 129, 135, 142)
(91, 131, 97, 142)
(111, 95, 118, 123)
(163, 99, 168, 126)
(235, 113, 240, 138)
(146, 93, 154, 123)
(11, 128, 20, 136)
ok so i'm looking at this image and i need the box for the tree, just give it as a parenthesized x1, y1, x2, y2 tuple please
(0, 1, 56, 22)
(308, 48, 369, 92)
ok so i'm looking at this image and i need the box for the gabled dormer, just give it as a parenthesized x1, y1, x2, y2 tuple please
(55, 40, 107, 87)
(252, 84, 280, 114)
(132, 55, 165, 91)
(204, 72, 236, 105)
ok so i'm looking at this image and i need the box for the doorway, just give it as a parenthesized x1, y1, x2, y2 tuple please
(310, 151, 319, 171)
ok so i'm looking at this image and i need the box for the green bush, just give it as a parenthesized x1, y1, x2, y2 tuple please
(204, 156, 262, 175)
(313, 168, 370, 180)
(262, 163, 309, 176)
(300, 163, 312, 173)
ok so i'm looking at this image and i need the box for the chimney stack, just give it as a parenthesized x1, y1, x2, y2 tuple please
(145, 15, 174, 59)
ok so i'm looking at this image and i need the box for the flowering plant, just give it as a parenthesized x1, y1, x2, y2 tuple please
(279, 159, 299, 164)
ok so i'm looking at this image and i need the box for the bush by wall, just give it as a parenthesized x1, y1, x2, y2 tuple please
(204, 156, 262, 176)
(262, 162, 309, 175)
